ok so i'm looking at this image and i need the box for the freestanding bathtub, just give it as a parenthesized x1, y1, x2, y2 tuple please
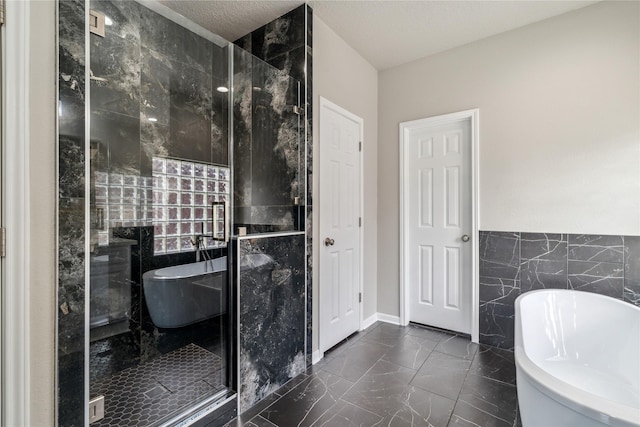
(143, 257, 227, 328)
(515, 289, 640, 427)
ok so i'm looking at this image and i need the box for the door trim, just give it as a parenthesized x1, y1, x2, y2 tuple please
(399, 109, 480, 343)
(2, 0, 31, 424)
(318, 96, 364, 354)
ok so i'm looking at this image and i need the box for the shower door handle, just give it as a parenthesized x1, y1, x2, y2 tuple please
(212, 201, 229, 243)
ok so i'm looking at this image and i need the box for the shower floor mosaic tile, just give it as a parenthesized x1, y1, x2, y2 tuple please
(91, 343, 224, 427)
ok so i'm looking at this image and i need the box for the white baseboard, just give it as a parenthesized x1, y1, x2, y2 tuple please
(361, 312, 401, 331)
(376, 313, 401, 325)
(312, 350, 323, 365)
(362, 313, 378, 330)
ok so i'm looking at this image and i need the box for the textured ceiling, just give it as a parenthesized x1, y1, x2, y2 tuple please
(157, 0, 304, 42)
(158, 0, 597, 70)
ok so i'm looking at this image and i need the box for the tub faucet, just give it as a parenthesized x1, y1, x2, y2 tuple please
(190, 223, 212, 262)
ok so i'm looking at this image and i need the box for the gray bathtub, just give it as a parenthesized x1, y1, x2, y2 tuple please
(142, 257, 227, 328)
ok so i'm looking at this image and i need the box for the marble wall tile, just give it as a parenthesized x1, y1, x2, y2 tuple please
(479, 232, 520, 280)
(479, 230, 639, 351)
(89, 0, 142, 117)
(249, 6, 305, 63)
(624, 236, 640, 305)
(520, 233, 567, 292)
(568, 234, 624, 264)
(58, 1, 86, 425)
(239, 234, 306, 412)
(59, 137, 86, 198)
(568, 260, 624, 298)
(59, 0, 86, 102)
(169, 61, 213, 163)
(479, 277, 519, 350)
(90, 109, 141, 174)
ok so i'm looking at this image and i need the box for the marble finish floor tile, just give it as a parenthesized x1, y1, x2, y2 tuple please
(410, 351, 472, 400)
(469, 345, 516, 385)
(435, 335, 479, 360)
(227, 322, 519, 427)
(448, 400, 512, 427)
(457, 375, 518, 424)
(310, 400, 383, 427)
(320, 339, 389, 382)
(262, 370, 354, 427)
(382, 333, 437, 370)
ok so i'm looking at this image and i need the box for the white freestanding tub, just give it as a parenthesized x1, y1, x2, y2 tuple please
(143, 257, 227, 328)
(515, 289, 640, 427)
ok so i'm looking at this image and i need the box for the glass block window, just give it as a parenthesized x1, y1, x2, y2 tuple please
(151, 157, 230, 255)
(94, 171, 153, 229)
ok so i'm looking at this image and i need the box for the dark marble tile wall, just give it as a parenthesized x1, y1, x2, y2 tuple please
(58, 1, 87, 425)
(238, 234, 306, 412)
(479, 231, 640, 350)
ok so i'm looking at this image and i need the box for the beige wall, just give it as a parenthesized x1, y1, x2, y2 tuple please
(378, 1, 640, 316)
(312, 15, 378, 353)
(29, 1, 57, 425)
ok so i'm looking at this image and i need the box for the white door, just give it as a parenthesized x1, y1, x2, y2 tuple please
(402, 114, 473, 334)
(319, 98, 362, 352)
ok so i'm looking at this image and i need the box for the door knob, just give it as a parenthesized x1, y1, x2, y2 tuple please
(324, 238, 335, 246)
(461, 235, 470, 242)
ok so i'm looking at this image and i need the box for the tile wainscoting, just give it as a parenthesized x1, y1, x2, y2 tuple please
(479, 231, 640, 350)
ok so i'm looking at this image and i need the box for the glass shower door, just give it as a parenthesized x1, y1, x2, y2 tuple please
(87, 1, 233, 425)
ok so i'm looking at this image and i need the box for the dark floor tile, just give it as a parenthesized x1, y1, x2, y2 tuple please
(448, 400, 512, 427)
(246, 415, 277, 427)
(261, 371, 354, 427)
(382, 333, 437, 370)
(321, 339, 388, 382)
(469, 345, 516, 385)
(273, 371, 310, 395)
(435, 335, 478, 360)
(406, 324, 451, 343)
(410, 351, 471, 400)
(361, 322, 410, 346)
(341, 360, 416, 417)
(310, 400, 383, 427)
(458, 375, 518, 424)
(237, 393, 280, 424)
(377, 386, 456, 426)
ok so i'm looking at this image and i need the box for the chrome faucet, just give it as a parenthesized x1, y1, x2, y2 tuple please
(191, 222, 212, 262)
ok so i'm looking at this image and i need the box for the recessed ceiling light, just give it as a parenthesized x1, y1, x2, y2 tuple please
(216, 86, 229, 93)
(104, 16, 113, 26)
(148, 117, 158, 122)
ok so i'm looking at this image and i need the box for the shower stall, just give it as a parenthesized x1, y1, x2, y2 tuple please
(57, 0, 311, 425)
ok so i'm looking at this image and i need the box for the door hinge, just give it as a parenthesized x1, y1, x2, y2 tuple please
(0, 227, 6, 257)
(89, 395, 105, 423)
(359, 292, 362, 303)
(359, 141, 362, 152)
(359, 217, 362, 227)
(89, 10, 106, 37)
(293, 105, 303, 115)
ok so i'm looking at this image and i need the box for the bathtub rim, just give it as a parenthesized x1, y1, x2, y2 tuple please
(143, 257, 227, 281)
(515, 289, 640, 427)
